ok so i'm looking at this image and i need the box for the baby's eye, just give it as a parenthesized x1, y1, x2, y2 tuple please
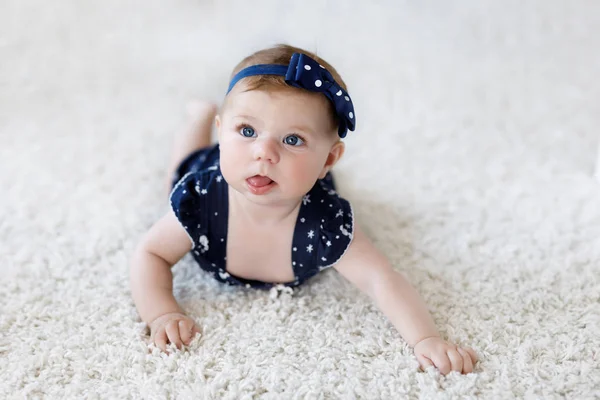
(283, 134, 305, 146)
(240, 126, 256, 138)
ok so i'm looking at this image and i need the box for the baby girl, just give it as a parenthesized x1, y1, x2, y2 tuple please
(130, 44, 478, 375)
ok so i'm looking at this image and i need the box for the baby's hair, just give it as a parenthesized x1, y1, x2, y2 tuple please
(229, 44, 348, 137)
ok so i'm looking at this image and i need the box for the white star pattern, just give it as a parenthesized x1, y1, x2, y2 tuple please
(201, 189, 207, 195)
(302, 194, 311, 205)
(340, 225, 352, 238)
(216, 175, 223, 182)
(308, 230, 314, 239)
(198, 235, 209, 253)
(336, 209, 344, 218)
(219, 271, 230, 280)
(326, 241, 332, 247)
(321, 257, 327, 261)
(306, 244, 313, 253)
(300, 218, 305, 223)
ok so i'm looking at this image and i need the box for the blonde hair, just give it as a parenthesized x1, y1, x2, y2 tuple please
(228, 44, 348, 136)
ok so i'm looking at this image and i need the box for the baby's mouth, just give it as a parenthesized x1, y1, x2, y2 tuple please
(245, 175, 277, 195)
(246, 175, 274, 187)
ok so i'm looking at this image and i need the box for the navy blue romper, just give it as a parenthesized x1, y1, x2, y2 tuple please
(169, 144, 354, 290)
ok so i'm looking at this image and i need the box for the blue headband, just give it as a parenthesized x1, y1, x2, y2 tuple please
(227, 52, 356, 138)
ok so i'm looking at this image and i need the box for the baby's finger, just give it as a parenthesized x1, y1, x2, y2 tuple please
(461, 346, 478, 364)
(192, 324, 202, 335)
(165, 320, 184, 350)
(153, 328, 169, 353)
(415, 352, 434, 372)
(179, 319, 195, 345)
(430, 352, 452, 376)
(458, 348, 474, 373)
(191, 325, 202, 342)
(446, 347, 464, 373)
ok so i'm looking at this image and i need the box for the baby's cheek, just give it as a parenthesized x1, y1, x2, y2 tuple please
(288, 162, 321, 191)
(218, 147, 239, 182)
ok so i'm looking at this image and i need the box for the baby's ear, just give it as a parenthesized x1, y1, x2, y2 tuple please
(215, 115, 222, 139)
(319, 140, 345, 179)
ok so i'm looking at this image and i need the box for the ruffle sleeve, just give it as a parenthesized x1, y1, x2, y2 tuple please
(315, 180, 354, 270)
(169, 170, 211, 251)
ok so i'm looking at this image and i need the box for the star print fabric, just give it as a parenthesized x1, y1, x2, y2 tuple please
(169, 144, 354, 290)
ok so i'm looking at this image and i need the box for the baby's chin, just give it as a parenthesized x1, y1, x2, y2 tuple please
(232, 179, 311, 206)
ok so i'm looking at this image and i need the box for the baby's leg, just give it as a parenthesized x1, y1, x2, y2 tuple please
(165, 101, 218, 195)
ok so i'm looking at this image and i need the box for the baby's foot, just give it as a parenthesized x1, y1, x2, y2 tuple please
(180, 99, 218, 153)
(186, 100, 218, 121)
(165, 100, 218, 195)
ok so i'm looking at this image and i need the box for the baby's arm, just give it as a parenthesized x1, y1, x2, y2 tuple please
(333, 224, 478, 375)
(130, 211, 200, 351)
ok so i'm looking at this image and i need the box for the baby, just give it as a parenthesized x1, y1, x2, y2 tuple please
(130, 44, 478, 375)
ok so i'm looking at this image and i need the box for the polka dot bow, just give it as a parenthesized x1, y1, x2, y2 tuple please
(226, 52, 356, 138)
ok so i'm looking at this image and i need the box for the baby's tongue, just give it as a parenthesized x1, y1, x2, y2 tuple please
(247, 175, 273, 187)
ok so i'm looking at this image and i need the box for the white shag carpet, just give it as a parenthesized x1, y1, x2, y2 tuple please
(1, 1, 599, 398)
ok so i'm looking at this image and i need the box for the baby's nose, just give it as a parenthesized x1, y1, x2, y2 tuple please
(253, 138, 280, 164)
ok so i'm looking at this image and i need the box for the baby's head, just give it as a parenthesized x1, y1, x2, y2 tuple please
(215, 44, 355, 205)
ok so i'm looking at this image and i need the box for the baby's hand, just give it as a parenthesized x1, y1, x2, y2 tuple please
(148, 312, 201, 353)
(413, 336, 478, 375)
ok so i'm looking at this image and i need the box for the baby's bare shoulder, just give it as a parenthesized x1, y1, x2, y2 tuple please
(137, 211, 193, 266)
(333, 223, 394, 295)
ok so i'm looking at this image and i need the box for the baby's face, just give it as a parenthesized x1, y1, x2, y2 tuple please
(216, 84, 340, 205)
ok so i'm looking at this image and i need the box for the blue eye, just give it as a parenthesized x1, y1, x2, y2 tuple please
(240, 126, 256, 137)
(284, 134, 305, 146)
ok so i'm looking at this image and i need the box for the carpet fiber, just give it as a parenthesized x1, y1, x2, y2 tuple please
(1, 1, 599, 398)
